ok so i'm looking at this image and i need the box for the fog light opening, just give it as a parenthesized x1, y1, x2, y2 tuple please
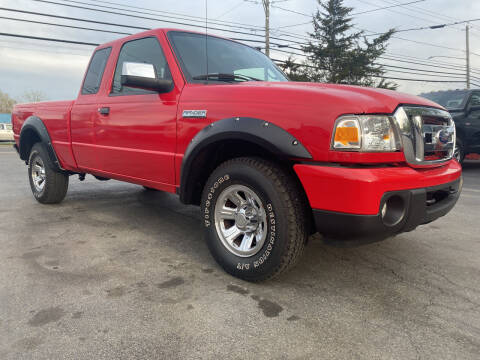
(381, 195, 406, 227)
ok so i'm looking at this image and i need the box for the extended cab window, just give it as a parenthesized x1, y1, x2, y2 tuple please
(168, 31, 287, 83)
(81, 47, 112, 95)
(111, 37, 172, 95)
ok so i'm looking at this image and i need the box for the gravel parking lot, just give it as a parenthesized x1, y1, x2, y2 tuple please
(0, 145, 479, 360)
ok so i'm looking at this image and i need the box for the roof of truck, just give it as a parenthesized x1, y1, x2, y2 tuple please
(95, 28, 240, 50)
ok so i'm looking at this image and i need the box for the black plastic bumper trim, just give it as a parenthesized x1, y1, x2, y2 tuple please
(313, 177, 462, 246)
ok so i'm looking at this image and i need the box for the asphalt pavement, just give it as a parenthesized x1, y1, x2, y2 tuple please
(0, 144, 479, 360)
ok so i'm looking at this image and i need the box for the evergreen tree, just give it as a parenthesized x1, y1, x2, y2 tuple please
(278, 56, 310, 81)
(302, 0, 397, 89)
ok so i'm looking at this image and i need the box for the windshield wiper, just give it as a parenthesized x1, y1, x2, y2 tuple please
(192, 73, 261, 82)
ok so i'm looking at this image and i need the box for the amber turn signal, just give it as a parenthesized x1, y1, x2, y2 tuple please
(333, 118, 361, 149)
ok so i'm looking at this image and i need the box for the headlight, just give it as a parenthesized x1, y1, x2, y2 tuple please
(332, 115, 400, 152)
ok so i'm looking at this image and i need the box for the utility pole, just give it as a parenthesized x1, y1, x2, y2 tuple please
(246, 0, 288, 57)
(263, 0, 270, 57)
(466, 24, 470, 89)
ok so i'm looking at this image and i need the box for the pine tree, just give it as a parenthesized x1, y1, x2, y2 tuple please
(279, 56, 310, 81)
(302, 0, 396, 89)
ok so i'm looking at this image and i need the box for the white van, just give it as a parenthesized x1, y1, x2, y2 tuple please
(0, 123, 14, 142)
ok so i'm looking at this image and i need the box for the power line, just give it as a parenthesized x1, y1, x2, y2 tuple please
(380, 0, 480, 32)
(32, 0, 480, 60)
(353, 0, 466, 33)
(0, 24, 466, 80)
(379, 56, 468, 72)
(0, 17, 468, 78)
(350, 0, 426, 16)
(364, 19, 480, 36)
(4, 3, 480, 75)
(0, 13, 293, 49)
(270, 5, 310, 17)
(0, 30, 468, 85)
(382, 69, 465, 80)
(0, 32, 99, 46)
(273, 59, 466, 83)
(273, 44, 470, 75)
(0, 42, 91, 56)
(0, 15, 132, 36)
(269, 3, 477, 56)
(53, 0, 313, 44)
(273, 21, 311, 30)
(381, 63, 465, 76)
(0, 38, 92, 53)
(54, 0, 263, 33)
(30, 0, 306, 45)
(0, 7, 150, 31)
(215, 0, 245, 20)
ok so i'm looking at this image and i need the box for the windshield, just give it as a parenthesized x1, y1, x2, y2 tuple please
(168, 31, 288, 83)
(420, 90, 469, 109)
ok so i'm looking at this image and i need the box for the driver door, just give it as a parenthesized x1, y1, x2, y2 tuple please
(94, 36, 178, 189)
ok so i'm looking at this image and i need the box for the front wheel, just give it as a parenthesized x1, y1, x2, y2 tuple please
(201, 157, 307, 282)
(28, 143, 69, 204)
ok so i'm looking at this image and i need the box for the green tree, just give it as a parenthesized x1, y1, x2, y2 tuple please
(302, 0, 397, 89)
(278, 56, 310, 82)
(0, 90, 16, 113)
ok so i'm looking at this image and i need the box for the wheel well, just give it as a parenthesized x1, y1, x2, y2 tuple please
(182, 139, 315, 233)
(19, 128, 41, 162)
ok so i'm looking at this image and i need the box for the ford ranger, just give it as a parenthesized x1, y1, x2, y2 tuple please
(12, 29, 462, 281)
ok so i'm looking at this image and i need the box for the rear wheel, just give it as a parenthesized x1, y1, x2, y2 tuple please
(201, 157, 307, 282)
(28, 143, 69, 204)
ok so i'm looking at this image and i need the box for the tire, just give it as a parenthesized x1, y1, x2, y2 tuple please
(28, 143, 69, 204)
(201, 157, 307, 282)
(454, 138, 465, 164)
(143, 186, 159, 191)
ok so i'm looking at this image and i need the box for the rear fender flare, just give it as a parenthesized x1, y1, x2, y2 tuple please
(19, 116, 63, 171)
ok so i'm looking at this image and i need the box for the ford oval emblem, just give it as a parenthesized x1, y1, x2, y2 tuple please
(438, 129, 450, 144)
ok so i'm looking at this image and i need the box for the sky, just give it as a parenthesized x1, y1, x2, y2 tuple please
(0, 0, 479, 101)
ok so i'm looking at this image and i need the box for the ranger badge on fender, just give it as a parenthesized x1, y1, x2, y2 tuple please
(183, 110, 207, 118)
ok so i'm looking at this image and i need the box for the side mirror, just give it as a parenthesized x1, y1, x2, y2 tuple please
(120, 62, 173, 93)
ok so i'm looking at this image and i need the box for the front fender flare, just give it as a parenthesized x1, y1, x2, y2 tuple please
(179, 117, 312, 204)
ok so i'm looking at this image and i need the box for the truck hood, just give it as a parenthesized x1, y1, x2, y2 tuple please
(228, 81, 443, 114)
(181, 81, 443, 117)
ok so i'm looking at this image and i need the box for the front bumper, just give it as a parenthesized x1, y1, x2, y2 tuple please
(294, 161, 462, 244)
(312, 178, 461, 244)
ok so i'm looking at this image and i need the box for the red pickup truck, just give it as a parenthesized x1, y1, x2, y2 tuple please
(12, 29, 462, 281)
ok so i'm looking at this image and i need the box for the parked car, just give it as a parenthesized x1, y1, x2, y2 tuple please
(0, 123, 14, 142)
(420, 89, 480, 163)
(12, 29, 462, 281)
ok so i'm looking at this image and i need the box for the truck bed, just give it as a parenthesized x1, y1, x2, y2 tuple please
(12, 100, 75, 168)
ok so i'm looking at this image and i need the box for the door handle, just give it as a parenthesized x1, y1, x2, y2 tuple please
(98, 107, 110, 115)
